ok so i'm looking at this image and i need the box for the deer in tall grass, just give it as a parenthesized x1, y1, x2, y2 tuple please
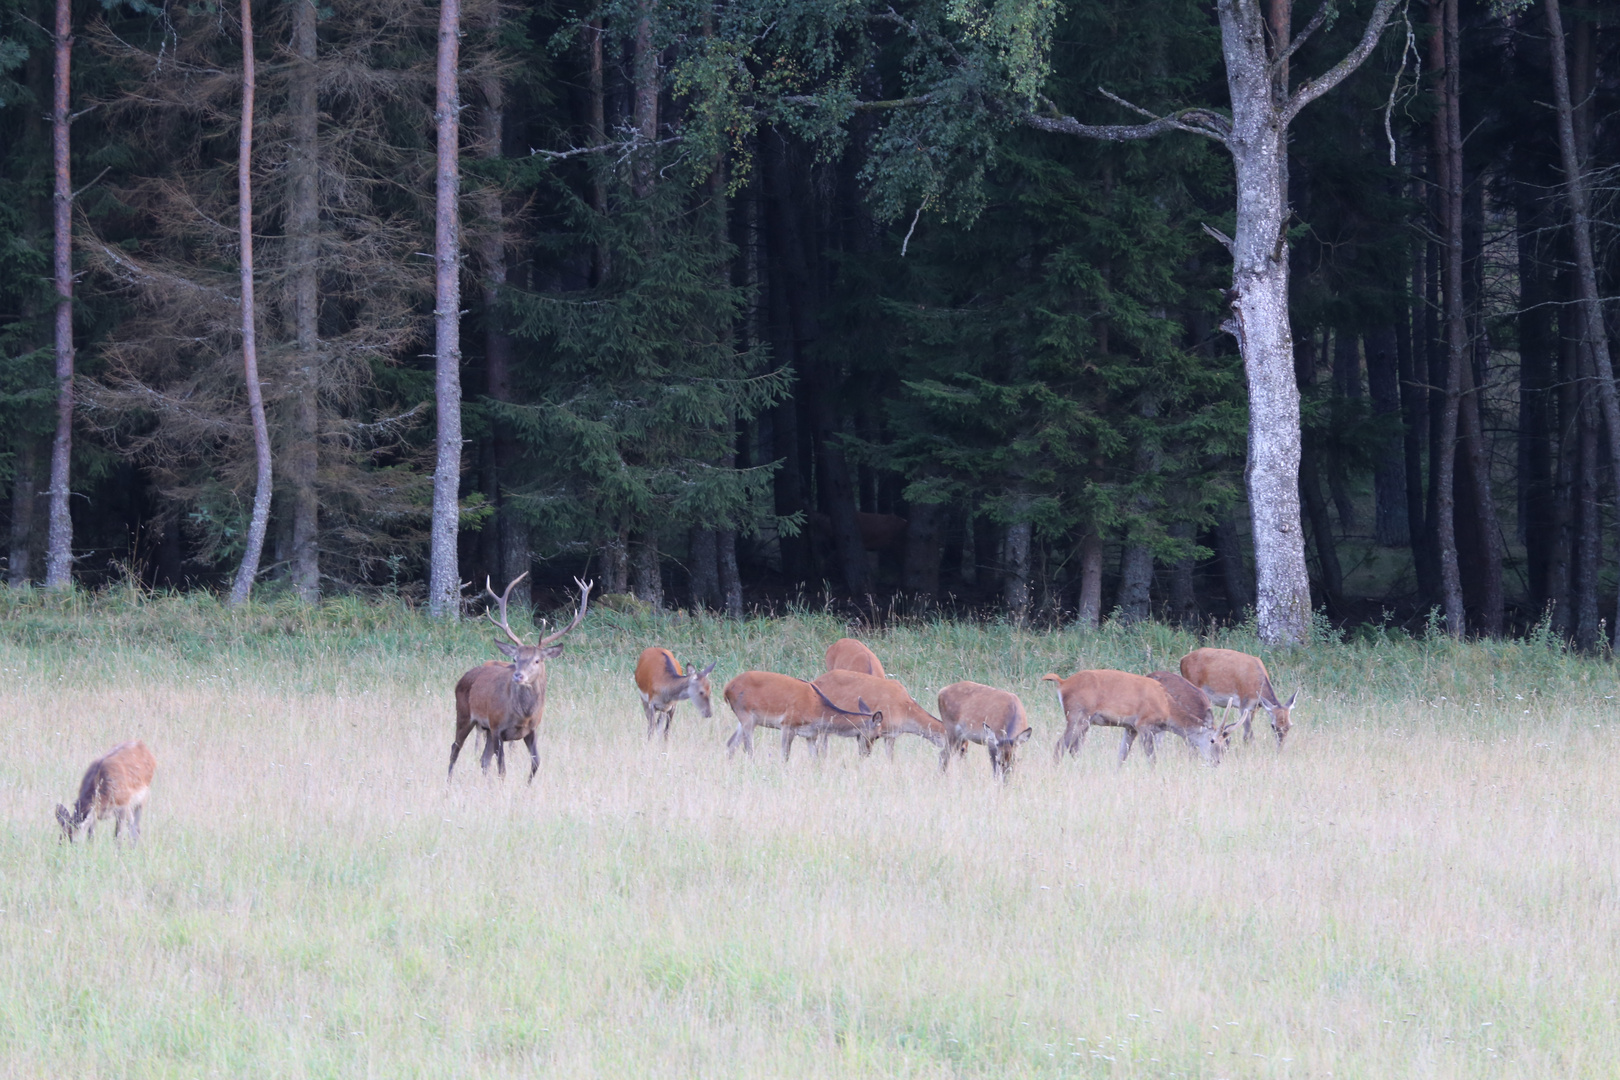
(56, 740, 156, 844)
(812, 669, 946, 759)
(1043, 669, 1232, 766)
(449, 574, 592, 782)
(1178, 647, 1298, 747)
(824, 637, 886, 678)
(937, 681, 1031, 780)
(723, 671, 882, 760)
(634, 647, 716, 740)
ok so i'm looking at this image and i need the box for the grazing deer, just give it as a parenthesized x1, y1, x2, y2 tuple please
(937, 681, 1032, 780)
(634, 648, 716, 741)
(722, 671, 882, 760)
(56, 740, 156, 844)
(449, 574, 592, 782)
(1043, 670, 1231, 766)
(812, 669, 946, 758)
(1178, 647, 1298, 746)
(824, 637, 886, 678)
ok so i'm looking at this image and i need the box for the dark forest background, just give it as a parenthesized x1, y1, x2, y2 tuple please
(2, 0, 1618, 640)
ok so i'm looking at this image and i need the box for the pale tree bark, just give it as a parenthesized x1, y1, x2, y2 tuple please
(1074, 532, 1103, 629)
(427, 0, 463, 618)
(1545, 0, 1620, 643)
(45, 0, 73, 589)
(1432, 0, 1466, 636)
(287, 0, 320, 602)
(228, 0, 273, 608)
(1021, 0, 1398, 644)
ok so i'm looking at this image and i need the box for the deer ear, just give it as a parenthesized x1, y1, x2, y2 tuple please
(1284, 690, 1299, 708)
(1014, 727, 1033, 745)
(495, 642, 520, 660)
(541, 644, 565, 660)
(698, 662, 716, 678)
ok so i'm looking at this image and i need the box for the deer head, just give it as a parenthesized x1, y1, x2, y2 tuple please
(484, 573, 593, 689)
(665, 652, 717, 718)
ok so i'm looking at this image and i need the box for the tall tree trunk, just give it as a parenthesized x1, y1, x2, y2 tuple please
(631, 534, 663, 607)
(479, 27, 528, 606)
(1516, 186, 1555, 612)
(1550, 290, 1578, 636)
(1166, 520, 1197, 625)
(1075, 531, 1104, 628)
(228, 0, 273, 608)
(8, 441, 36, 587)
(287, 0, 321, 603)
(901, 501, 941, 596)
(689, 527, 719, 608)
(717, 527, 743, 617)
(1404, 201, 1438, 600)
(1328, 329, 1358, 531)
(585, 18, 610, 284)
(1002, 513, 1032, 624)
(1366, 325, 1408, 545)
(1433, 0, 1466, 637)
(1117, 540, 1153, 623)
(427, 0, 463, 617)
(1574, 345, 1601, 650)
(959, 510, 977, 586)
(631, 0, 657, 201)
(1545, 0, 1620, 643)
(44, 0, 73, 589)
(604, 529, 629, 594)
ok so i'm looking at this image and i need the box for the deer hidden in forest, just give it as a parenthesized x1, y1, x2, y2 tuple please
(449, 574, 592, 782)
(1178, 647, 1298, 747)
(56, 740, 156, 844)
(634, 647, 715, 740)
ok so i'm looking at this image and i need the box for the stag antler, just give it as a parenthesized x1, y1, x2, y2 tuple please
(539, 577, 594, 646)
(484, 572, 531, 646)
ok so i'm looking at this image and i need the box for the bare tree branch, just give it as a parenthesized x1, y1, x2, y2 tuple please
(1271, 0, 1334, 75)
(1020, 95, 1230, 143)
(1282, 0, 1402, 124)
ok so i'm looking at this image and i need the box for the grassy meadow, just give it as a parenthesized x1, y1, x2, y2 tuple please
(0, 588, 1616, 1078)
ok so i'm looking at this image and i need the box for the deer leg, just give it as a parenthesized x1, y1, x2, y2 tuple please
(642, 695, 659, 739)
(494, 736, 509, 778)
(479, 728, 497, 774)
(660, 707, 674, 741)
(113, 812, 123, 843)
(781, 728, 795, 762)
(131, 805, 143, 845)
(1141, 728, 1157, 765)
(524, 732, 540, 783)
(1242, 705, 1256, 744)
(1117, 728, 1137, 765)
(449, 719, 475, 779)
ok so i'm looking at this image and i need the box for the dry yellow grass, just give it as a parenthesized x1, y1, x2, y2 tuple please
(0, 595, 1616, 1077)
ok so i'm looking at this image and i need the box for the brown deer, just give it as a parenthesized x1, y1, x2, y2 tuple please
(812, 668, 946, 759)
(824, 637, 886, 678)
(1178, 647, 1298, 746)
(722, 671, 882, 760)
(449, 574, 592, 782)
(1043, 670, 1232, 767)
(937, 681, 1031, 780)
(634, 647, 716, 740)
(56, 740, 156, 844)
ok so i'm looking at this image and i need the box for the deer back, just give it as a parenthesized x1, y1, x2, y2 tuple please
(824, 638, 886, 678)
(724, 670, 877, 738)
(938, 681, 1029, 743)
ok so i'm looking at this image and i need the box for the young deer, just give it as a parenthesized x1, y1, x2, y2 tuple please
(1178, 647, 1298, 747)
(1043, 670, 1231, 767)
(634, 647, 715, 740)
(812, 668, 946, 758)
(937, 681, 1032, 780)
(723, 671, 882, 760)
(56, 740, 156, 844)
(823, 637, 886, 678)
(449, 574, 592, 782)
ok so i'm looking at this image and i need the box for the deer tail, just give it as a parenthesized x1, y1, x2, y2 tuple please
(1041, 673, 1063, 683)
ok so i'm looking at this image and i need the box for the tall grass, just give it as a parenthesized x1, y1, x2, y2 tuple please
(1, 589, 1616, 1077)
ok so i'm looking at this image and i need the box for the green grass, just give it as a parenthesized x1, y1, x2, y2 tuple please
(1, 588, 1616, 1077)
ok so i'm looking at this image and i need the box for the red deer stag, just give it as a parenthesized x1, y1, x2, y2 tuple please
(723, 671, 882, 760)
(937, 681, 1031, 779)
(56, 740, 156, 844)
(824, 637, 886, 678)
(812, 669, 946, 759)
(1178, 647, 1298, 747)
(634, 647, 716, 740)
(1043, 670, 1231, 767)
(449, 574, 592, 782)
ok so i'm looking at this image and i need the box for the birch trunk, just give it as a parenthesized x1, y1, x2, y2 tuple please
(228, 0, 273, 608)
(427, 0, 463, 617)
(287, 0, 320, 602)
(1075, 532, 1103, 629)
(44, 0, 73, 589)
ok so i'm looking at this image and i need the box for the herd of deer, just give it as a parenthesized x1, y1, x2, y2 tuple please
(52, 573, 1298, 845)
